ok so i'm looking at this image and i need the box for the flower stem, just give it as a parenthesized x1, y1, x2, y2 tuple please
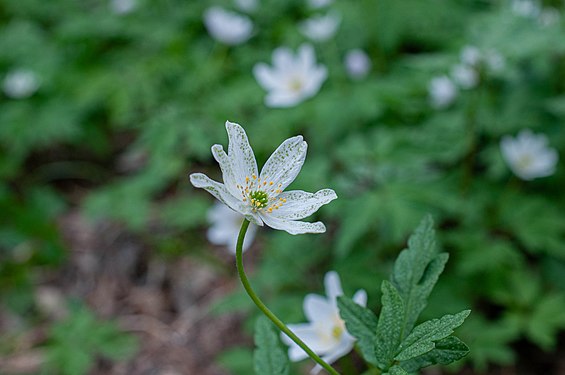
(235, 220, 341, 375)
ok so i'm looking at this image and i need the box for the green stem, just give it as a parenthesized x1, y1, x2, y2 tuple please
(235, 220, 341, 375)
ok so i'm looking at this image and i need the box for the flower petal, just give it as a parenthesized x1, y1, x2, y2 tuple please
(272, 47, 295, 71)
(310, 338, 354, 374)
(281, 323, 335, 361)
(190, 173, 263, 226)
(211, 144, 240, 198)
(324, 271, 343, 304)
(225, 121, 258, 185)
(269, 189, 337, 221)
(301, 65, 327, 98)
(265, 90, 303, 108)
(253, 63, 283, 91)
(260, 213, 326, 234)
(303, 293, 335, 323)
(352, 289, 368, 307)
(259, 136, 307, 192)
(298, 44, 316, 73)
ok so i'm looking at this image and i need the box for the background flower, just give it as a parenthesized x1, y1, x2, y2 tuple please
(253, 44, 327, 107)
(3, 69, 40, 99)
(500, 130, 558, 180)
(204, 7, 253, 45)
(344, 49, 371, 79)
(299, 12, 341, 42)
(207, 203, 257, 253)
(428, 75, 458, 109)
(282, 271, 367, 373)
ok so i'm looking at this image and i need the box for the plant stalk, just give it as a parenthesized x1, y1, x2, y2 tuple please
(235, 219, 341, 375)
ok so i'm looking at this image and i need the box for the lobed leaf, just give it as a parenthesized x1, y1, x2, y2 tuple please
(375, 280, 405, 369)
(395, 309, 471, 361)
(391, 215, 449, 338)
(400, 336, 470, 372)
(337, 295, 379, 365)
(253, 317, 289, 375)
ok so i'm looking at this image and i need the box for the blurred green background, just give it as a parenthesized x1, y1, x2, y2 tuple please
(1, 0, 565, 374)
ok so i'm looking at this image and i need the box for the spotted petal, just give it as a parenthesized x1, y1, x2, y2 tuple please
(226, 121, 258, 186)
(190, 173, 263, 226)
(259, 136, 307, 192)
(211, 144, 240, 198)
(259, 213, 325, 234)
(269, 189, 337, 221)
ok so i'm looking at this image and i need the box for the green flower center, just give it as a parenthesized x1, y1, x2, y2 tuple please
(249, 190, 269, 209)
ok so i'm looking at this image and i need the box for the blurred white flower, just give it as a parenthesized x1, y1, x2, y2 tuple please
(307, 0, 333, 9)
(204, 7, 253, 45)
(511, 0, 541, 17)
(253, 44, 327, 107)
(207, 202, 257, 253)
(110, 0, 136, 14)
(428, 75, 457, 109)
(460, 45, 481, 67)
(484, 49, 506, 72)
(451, 64, 478, 89)
(3, 69, 40, 99)
(539, 8, 560, 26)
(282, 271, 367, 374)
(190, 121, 337, 234)
(235, 0, 258, 13)
(500, 130, 558, 180)
(299, 12, 341, 42)
(344, 49, 371, 79)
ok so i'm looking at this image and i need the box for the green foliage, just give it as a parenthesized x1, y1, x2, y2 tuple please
(2, 0, 565, 372)
(337, 296, 378, 365)
(339, 217, 470, 374)
(44, 303, 138, 375)
(253, 317, 289, 375)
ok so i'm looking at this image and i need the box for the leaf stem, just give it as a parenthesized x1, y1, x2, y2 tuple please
(235, 220, 341, 375)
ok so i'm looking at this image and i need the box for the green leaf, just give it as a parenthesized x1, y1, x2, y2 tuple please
(395, 310, 471, 361)
(375, 280, 405, 369)
(386, 365, 410, 375)
(526, 293, 565, 350)
(400, 336, 469, 372)
(391, 215, 449, 338)
(337, 296, 379, 365)
(253, 317, 289, 375)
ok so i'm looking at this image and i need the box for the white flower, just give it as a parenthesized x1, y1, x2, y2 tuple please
(253, 44, 327, 108)
(307, 0, 333, 9)
(460, 45, 481, 67)
(204, 7, 253, 45)
(235, 0, 258, 13)
(500, 130, 558, 180)
(190, 121, 337, 235)
(539, 8, 560, 26)
(281, 271, 367, 374)
(299, 12, 341, 42)
(484, 49, 506, 72)
(3, 69, 40, 99)
(451, 64, 479, 89)
(207, 203, 257, 253)
(428, 75, 458, 109)
(344, 49, 371, 79)
(511, 0, 541, 18)
(110, 0, 136, 14)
